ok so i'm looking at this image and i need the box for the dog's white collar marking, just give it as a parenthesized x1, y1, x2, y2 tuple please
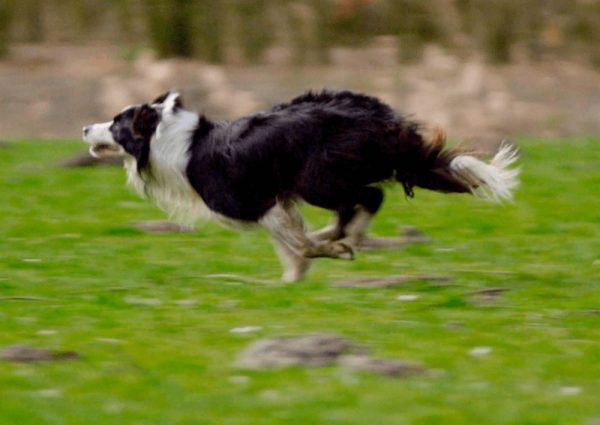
(126, 104, 217, 224)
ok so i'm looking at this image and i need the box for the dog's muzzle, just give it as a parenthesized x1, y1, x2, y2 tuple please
(82, 122, 124, 158)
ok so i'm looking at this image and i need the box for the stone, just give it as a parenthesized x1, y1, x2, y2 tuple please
(235, 334, 361, 368)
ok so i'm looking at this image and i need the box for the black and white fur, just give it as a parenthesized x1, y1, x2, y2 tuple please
(83, 90, 519, 282)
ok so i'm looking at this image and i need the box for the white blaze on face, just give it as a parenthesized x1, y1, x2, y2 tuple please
(82, 121, 124, 158)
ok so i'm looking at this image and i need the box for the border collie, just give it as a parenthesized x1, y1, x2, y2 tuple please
(83, 90, 519, 281)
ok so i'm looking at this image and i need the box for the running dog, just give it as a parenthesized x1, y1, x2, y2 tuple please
(83, 90, 519, 281)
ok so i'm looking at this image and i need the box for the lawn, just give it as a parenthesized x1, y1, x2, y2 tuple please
(0, 139, 598, 424)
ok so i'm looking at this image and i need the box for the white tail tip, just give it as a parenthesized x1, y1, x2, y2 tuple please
(450, 141, 521, 202)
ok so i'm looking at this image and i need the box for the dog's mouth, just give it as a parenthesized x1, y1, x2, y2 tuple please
(89, 143, 124, 158)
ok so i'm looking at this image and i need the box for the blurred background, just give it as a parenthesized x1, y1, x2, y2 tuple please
(0, 0, 599, 141)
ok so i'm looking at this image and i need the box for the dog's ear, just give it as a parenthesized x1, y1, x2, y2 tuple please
(171, 92, 183, 110)
(132, 104, 160, 140)
(164, 91, 183, 113)
(152, 91, 171, 105)
(151, 90, 183, 110)
(129, 105, 158, 173)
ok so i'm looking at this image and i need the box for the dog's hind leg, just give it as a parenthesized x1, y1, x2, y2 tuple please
(342, 208, 374, 246)
(308, 206, 353, 243)
(309, 187, 384, 246)
(341, 187, 384, 246)
(308, 221, 341, 243)
(260, 201, 354, 281)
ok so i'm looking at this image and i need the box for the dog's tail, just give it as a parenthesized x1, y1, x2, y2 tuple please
(397, 127, 520, 202)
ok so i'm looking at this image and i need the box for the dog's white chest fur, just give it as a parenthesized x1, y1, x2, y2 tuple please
(125, 109, 216, 224)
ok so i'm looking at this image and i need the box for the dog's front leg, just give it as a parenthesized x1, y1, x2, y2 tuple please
(260, 202, 353, 282)
(309, 208, 373, 249)
(271, 238, 311, 283)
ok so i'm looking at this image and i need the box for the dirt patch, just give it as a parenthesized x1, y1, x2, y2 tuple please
(203, 273, 275, 285)
(235, 333, 429, 378)
(1, 345, 80, 363)
(333, 274, 450, 288)
(357, 227, 431, 250)
(236, 334, 360, 368)
(131, 221, 196, 234)
(466, 287, 510, 305)
(0, 296, 47, 301)
(338, 354, 429, 378)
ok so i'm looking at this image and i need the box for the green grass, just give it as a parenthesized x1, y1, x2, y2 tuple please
(0, 139, 599, 424)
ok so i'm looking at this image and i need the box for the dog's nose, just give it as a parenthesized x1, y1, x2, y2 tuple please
(83, 126, 90, 138)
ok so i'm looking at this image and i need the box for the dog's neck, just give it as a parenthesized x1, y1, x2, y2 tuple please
(152, 109, 199, 172)
(125, 110, 216, 223)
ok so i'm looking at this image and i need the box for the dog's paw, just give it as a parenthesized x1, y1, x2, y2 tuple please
(327, 241, 354, 260)
(281, 258, 311, 282)
(281, 270, 301, 283)
(302, 241, 354, 260)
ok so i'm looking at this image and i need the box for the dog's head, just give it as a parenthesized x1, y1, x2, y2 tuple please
(82, 91, 184, 169)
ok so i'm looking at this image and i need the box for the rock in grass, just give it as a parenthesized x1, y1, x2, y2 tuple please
(235, 334, 429, 378)
(235, 334, 360, 368)
(469, 346, 493, 357)
(333, 274, 450, 288)
(0, 345, 79, 363)
(131, 220, 196, 234)
(338, 354, 429, 378)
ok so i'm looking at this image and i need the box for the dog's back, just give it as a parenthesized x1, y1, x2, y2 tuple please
(187, 91, 415, 215)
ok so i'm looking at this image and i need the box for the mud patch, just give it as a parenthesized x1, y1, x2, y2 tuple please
(131, 220, 196, 234)
(235, 334, 360, 368)
(338, 354, 429, 377)
(466, 287, 509, 305)
(333, 274, 450, 288)
(1, 345, 80, 363)
(235, 333, 429, 378)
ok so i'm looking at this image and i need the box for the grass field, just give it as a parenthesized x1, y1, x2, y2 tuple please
(0, 139, 599, 424)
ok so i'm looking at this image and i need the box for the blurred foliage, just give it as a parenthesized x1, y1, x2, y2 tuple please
(0, 0, 599, 66)
(467, 0, 520, 64)
(0, 0, 14, 57)
(144, 0, 195, 58)
(235, 0, 272, 63)
(22, 0, 43, 42)
(384, 1, 444, 61)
